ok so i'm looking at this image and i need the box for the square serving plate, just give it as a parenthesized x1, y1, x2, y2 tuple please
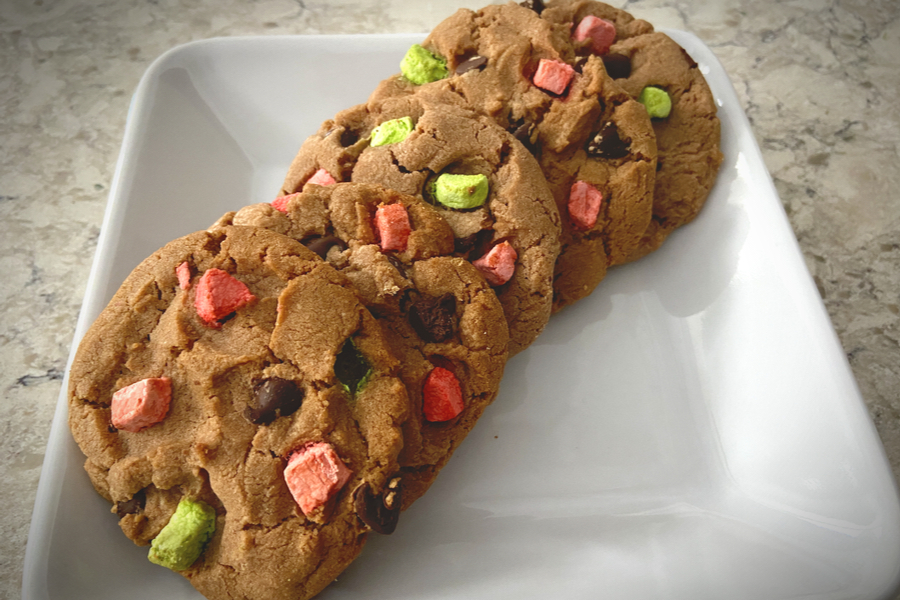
(22, 32, 900, 600)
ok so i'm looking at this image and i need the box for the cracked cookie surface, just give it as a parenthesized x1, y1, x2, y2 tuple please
(541, 0, 723, 261)
(364, 2, 658, 311)
(217, 183, 509, 507)
(68, 225, 408, 600)
(279, 98, 559, 355)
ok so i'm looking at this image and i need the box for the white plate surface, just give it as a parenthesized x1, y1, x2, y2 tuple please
(22, 32, 900, 600)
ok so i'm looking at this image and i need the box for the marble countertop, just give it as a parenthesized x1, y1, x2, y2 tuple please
(2, 0, 898, 597)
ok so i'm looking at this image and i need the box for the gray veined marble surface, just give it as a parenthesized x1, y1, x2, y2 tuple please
(1, 0, 899, 598)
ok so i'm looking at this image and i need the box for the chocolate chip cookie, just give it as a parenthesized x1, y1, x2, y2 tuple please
(68, 225, 409, 600)
(541, 0, 723, 260)
(279, 97, 560, 355)
(217, 182, 509, 507)
(362, 1, 658, 311)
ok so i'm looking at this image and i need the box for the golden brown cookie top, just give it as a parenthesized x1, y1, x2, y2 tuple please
(218, 183, 509, 508)
(279, 99, 560, 356)
(68, 225, 409, 600)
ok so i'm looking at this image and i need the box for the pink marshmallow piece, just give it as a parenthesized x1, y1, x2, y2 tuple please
(284, 442, 352, 516)
(374, 203, 412, 252)
(533, 59, 575, 95)
(272, 192, 300, 214)
(194, 268, 256, 326)
(473, 241, 517, 286)
(176, 261, 191, 290)
(568, 180, 604, 230)
(573, 16, 617, 55)
(111, 377, 172, 433)
(304, 168, 337, 188)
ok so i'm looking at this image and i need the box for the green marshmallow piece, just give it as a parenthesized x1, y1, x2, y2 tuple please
(639, 86, 672, 119)
(371, 116, 414, 147)
(148, 498, 216, 571)
(432, 174, 490, 209)
(400, 44, 448, 85)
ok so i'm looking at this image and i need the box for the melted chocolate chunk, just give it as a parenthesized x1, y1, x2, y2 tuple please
(455, 55, 488, 75)
(115, 489, 146, 518)
(340, 127, 360, 147)
(409, 293, 457, 343)
(519, 0, 545, 14)
(453, 228, 494, 258)
(334, 338, 370, 395)
(245, 378, 304, 425)
(586, 121, 631, 159)
(602, 54, 632, 79)
(511, 120, 536, 147)
(304, 235, 347, 259)
(354, 477, 401, 535)
(386, 254, 408, 277)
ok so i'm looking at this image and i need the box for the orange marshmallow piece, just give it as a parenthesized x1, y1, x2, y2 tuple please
(305, 168, 336, 188)
(284, 442, 352, 516)
(111, 377, 172, 433)
(473, 241, 517, 286)
(272, 192, 300, 214)
(568, 180, 604, 230)
(573, 16, 617, 55)
(194, 268, 256, 325)
(375, 203, 412, 252)
(176, 261, 191, 290)
(423, 367, 464, 422)
(533, 59, 575, 95)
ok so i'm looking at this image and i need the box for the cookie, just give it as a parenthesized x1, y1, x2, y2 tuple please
(67, 225, 409, 600)
(362, 1, 657, 311)
(279, 97, 560, 355)
(217, 182, 509, 507)
(541, 0, 724, 260)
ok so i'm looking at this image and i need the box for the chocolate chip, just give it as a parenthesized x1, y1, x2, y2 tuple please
(334, 338, 370, 395)
(519, 0, 545, 14)
(245, 377, 304, 425)
(586, 121, 631, 159)
(386, 254, 408, 277)
(304, 235, 347, 259)
(115, 489, 145, 518)
(354, 477, 401, 534)
(409, 293, 457, 343)
(511, 121, 536, 146)
(340, 127, 360, 147)
(107, 424, 118, 433)
(455, 55, 487, 75)
(602, 54, 631, 79)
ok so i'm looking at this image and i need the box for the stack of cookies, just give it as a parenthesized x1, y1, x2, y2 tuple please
(67, 1, 722, 599)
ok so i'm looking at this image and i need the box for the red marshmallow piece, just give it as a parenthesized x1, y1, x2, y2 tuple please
(194, 268, 256, 326)
(573, 16, 617, 55)
(272, 192, 300, 214)
(176, 261, 191, 290)
(111, 377, 172, 433)
(374, 203, 412, 252)
(472, 241, 517, 286)
(284, 442, 352, 516)
(423, 367, 464, 422)
(568, 180, 604, 230)
(533, 58, 575, 95)
(304, 168, 336, 188)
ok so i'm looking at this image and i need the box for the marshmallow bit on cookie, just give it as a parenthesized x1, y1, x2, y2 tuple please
(284, 442, 352, 516)
(304, 168, 337, 189)
(533, 58, 575, 95)
(573, 16, 617, 55)
(375, 203, 412, 252)
(473, 241, 517, 286)
(111, 377, 172, 433)
(176, 261, 191, 290)
(194, 268, 256, 326)
(423, 366, 464, 422)
(272, 192, 301, 214)
(568, 180, 604, 230)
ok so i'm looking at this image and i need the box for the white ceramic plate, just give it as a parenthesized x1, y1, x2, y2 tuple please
(22, 32, 900, 600)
